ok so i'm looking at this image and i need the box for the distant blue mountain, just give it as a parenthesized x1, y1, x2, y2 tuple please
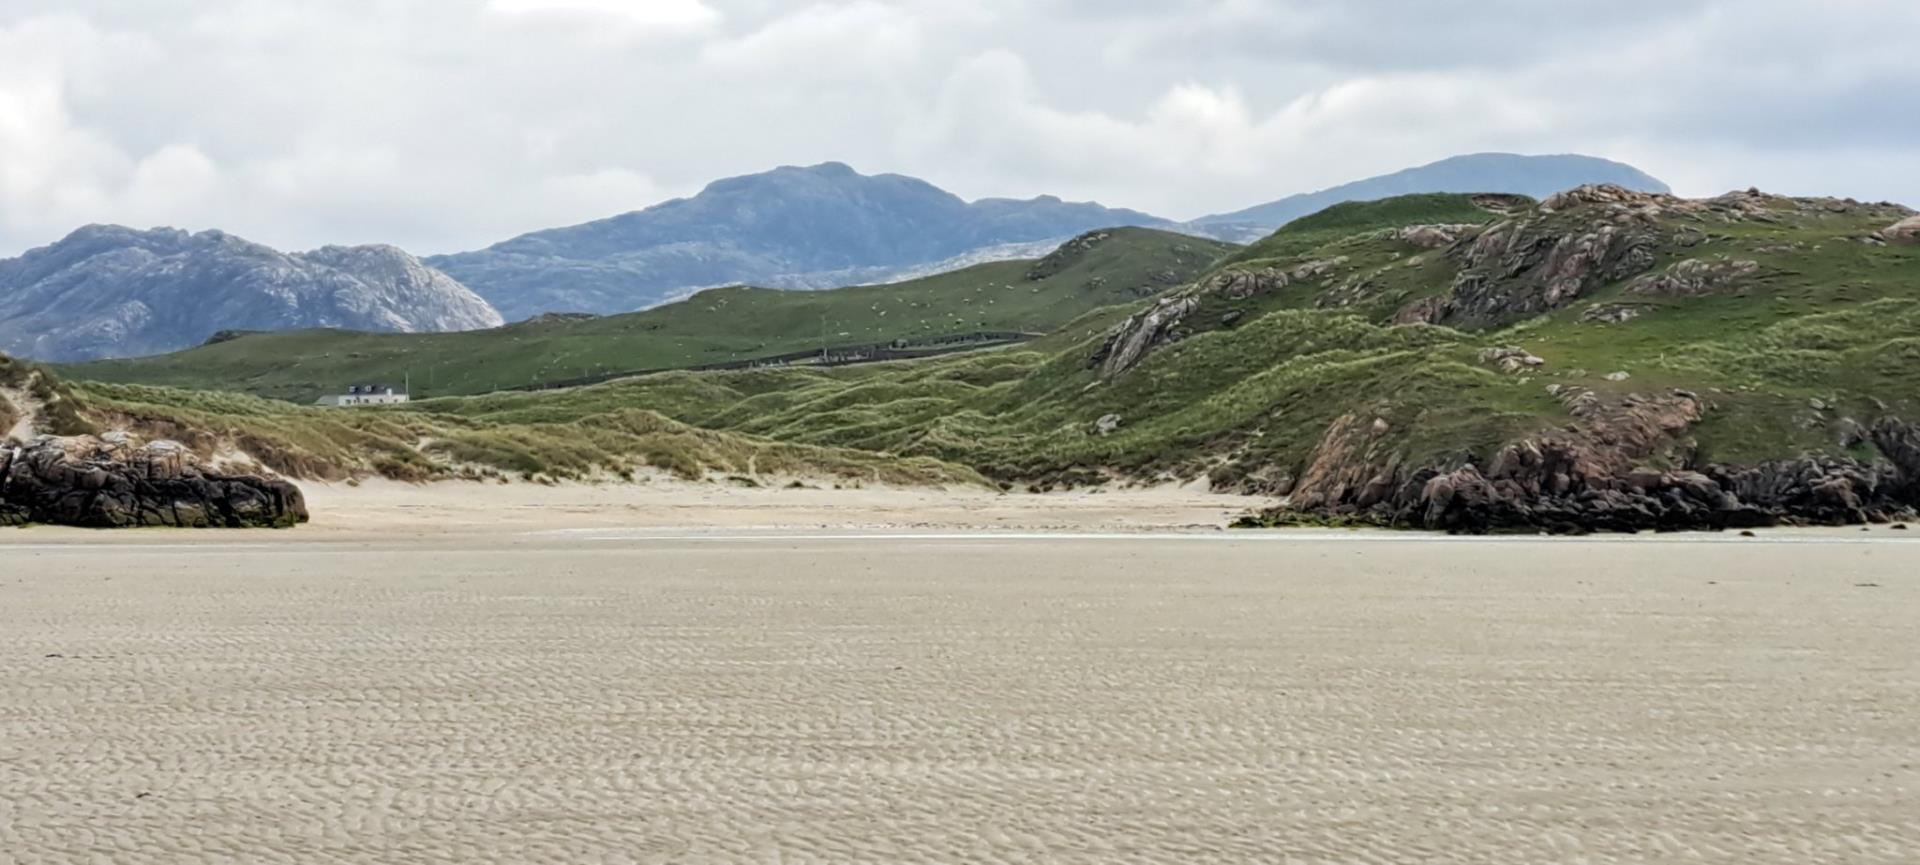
(429, 162, 1176, 320)
(1189, 153, 1671, 240)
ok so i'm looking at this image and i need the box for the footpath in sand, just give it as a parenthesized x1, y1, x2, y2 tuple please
(3, 482, 1919, 863)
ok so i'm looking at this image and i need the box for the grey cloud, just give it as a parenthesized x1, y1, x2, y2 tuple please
(1, 0, 1915, 258)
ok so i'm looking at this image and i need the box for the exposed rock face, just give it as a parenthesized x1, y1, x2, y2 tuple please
(1396, 224, 1481, 249)
(1093, 296, 1199, 378)
(1259, 390, 1920, 534)
(0, 225, 504, 361)
(1418, 185, 1668, 328)
(1881, 216, 1920, 245)
(0, 434, 307, 528)
(1091, 257, 1346, 378)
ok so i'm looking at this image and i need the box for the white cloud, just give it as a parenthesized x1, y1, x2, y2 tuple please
(702, 2, 923, 79)
(486, 0, 721, 36)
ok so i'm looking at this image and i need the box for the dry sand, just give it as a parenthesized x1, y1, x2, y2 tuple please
(3, 483, 1919, 863)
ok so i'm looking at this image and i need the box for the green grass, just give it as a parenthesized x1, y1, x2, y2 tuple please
(1226, 193, 1513, 267)
(62, 228, 1235, 403)
(46, 190, 1920, 498)
(68, 379, 985, 487)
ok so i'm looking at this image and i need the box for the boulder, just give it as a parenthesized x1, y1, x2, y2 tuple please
(1580, 303, 1646, 325)
(1480, 346, 1546, 374)
(1881, 216, 1920, 245)
(0, 434, 307, 529)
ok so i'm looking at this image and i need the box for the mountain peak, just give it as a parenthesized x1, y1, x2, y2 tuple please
(1191, 153, 1670, 235)
(0, 228, 501, 361)
(435, 165, 1176, 320)
(799, 161, 858, 176)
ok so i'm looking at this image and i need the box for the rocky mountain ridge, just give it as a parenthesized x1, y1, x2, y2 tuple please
(429, 162, 1177, 320)
(0, 225, 503, 361)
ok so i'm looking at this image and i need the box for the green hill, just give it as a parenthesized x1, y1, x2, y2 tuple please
(50, 188, 1920, 531)
(62, 228, 1235, 403)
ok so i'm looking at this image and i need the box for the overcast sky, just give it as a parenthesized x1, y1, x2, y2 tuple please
(2, 0, 1916, 257)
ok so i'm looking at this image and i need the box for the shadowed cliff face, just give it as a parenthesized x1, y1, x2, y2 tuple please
(0, 226, 503, 362)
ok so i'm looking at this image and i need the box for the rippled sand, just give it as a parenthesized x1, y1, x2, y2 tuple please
(4, 492, 1918, 863)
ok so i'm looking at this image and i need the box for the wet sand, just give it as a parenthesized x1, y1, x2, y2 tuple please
(3, 487, 1918, 863)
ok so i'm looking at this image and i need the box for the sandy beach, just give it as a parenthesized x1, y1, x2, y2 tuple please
(3, 483, 1918, 863)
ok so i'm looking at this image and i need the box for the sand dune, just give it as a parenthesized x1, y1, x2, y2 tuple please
(2, 488, 1918, 863)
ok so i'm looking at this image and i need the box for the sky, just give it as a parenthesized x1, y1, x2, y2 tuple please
(2, 0, 1917, 257)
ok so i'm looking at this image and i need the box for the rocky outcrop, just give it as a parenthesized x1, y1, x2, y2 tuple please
(1092, 296, 1199, 378)
(1579, 303, 1647, 325)
(1253, 390, 1920, 534)
(0, 226, 503, 361)
(1624, 258, 1760, 298)
(0, 433, 306, 528)
(1026, 230, 1114, 280)
(1883, 216, 1920, 245)
(1396, 224, 1481, 249)
(1424, 185, 1667, 327)
(1480, 346, 1545, 374)
(1091, 258, 1346, 377)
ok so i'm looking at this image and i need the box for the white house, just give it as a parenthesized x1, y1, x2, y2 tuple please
(314, 384, 410, 408)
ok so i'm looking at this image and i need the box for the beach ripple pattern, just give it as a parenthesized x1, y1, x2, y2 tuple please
(2, 537, 1917, 863)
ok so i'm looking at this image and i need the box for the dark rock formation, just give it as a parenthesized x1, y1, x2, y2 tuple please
(1250, 390, 1920, 534)
(1, 434, 307, 529)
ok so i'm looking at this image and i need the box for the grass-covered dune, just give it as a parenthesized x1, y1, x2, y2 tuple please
(63, 228, 1235, 403)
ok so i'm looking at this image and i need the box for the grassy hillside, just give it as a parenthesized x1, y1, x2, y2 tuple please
(326, 186, 1920, 489)
(49, 187, 1920, 529)
(63, 228, 1234, 403)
